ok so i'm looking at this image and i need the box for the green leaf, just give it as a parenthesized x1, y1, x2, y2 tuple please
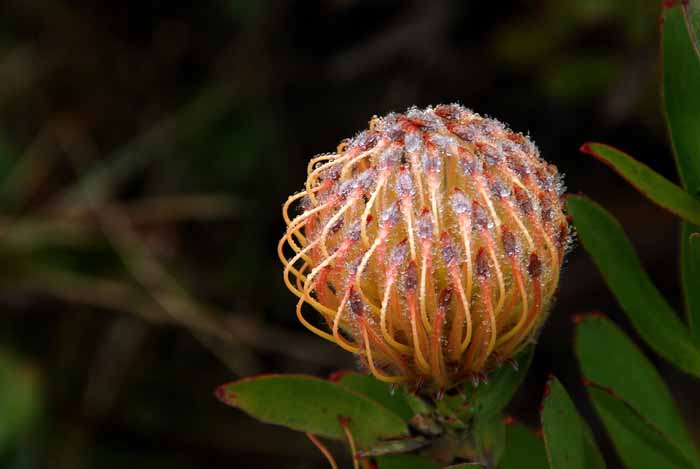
(215, 374, 409, 449)
(337, 372, 413, 422)
(586, 385, 698, 469)
(376, 454, 440, 469)
(663, 3, 700, 198)
(575, 315, 697, 464)
(682, 0, 700, 60)
(663, 2, 700, 345)
(473, 413, 506, 467)
(682, 223, 700, 343)
(687, 231, 700, 342)
(681, 0, 700, 62)
(568, 195, 700, 376)
(580, 142, 700, 224)
(541, 376, 585, 469)
(358, 435, 430, 458)
(498, 423, 548, 469)
(404, 393, 434, 416)
(469, 347, 534, 418)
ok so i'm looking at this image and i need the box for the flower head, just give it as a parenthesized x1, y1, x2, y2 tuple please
(279, 104, 569, 391)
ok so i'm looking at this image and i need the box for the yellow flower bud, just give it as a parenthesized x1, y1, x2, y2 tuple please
(279, 104, 569, 391)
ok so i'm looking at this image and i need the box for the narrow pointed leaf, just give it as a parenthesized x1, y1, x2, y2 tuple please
(469, 346, 534, 418)
(337, 372, 414, 422)
(664, 2, 700, 344)
(664, 0, 700, 341)
(541, 376, 585, 469)
(681, 0, 700, 61)
(664, 3, 700, 196)
(580, 142, 700, 224)
(586, 385, 697, 469)
(568, 195, 700, 376)
(575, 315, 697, 464)
(358, 435, 430, 459)
(682, 221, 700, 341)
(498, 423, 548, 469)
(688, 231, 700, 342)
(376, 454, 440, 469)
(216, 374, 409, 448)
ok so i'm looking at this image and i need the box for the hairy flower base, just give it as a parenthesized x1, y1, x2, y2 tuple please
(279, 104, 569, 391)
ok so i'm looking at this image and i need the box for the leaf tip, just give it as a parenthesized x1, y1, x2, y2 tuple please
(214, 384, 236, 405)
(564, 192, 586, 203)
(539, 374, 554, 412)
(571, 313, 587, 325)
(579, 142, 593, 154)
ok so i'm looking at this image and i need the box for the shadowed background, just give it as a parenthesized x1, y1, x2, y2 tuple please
(0, 1, 693, 468)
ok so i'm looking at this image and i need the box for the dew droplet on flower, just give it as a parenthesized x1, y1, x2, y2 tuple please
(280, 104, 570, 392)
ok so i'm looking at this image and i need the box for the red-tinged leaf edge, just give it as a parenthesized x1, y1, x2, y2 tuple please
(215, 374, 410, 449)
(215, 373, 285, 406)
(680, 1, 700, 62)
(567, 194, 700, 376)
(688, 231, 700, 342)
(663, 2, 700, 197)
(580, 142, 700, 225)
(540, 375, 586, 469)
(582, 380, 700, 469)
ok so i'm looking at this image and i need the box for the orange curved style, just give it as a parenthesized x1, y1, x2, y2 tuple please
(279, 104, 570, 391)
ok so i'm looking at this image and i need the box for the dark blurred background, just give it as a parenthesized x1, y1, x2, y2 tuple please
(0, 0, 695, 468)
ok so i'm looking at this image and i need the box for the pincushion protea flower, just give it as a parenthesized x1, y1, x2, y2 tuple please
(278, 104, 569, 391)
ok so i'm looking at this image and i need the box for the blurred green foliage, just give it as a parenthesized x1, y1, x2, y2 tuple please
(0, 0, 692, 467)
